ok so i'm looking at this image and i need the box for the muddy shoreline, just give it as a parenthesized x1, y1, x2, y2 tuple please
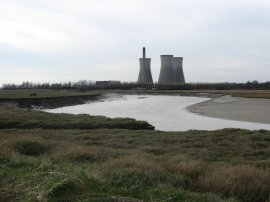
(0, 90, 221, 109)
(0, 94, 101, 109)
(188, 95, 270, 124)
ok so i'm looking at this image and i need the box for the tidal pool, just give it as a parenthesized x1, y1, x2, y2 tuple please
(44, 95, 270, 131)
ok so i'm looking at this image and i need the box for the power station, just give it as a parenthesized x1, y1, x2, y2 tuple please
(137, 48, 185, 84)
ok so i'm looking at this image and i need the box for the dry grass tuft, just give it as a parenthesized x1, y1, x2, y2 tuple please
(103, 154, 163, 174)
(101, 154, 172, 186)
(167, 155, 208, 181)
(56, 146, 113, 163)
(197, 165, 270, 202)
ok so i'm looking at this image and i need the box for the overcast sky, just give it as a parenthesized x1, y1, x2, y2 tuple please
(0, 0, 270, 85)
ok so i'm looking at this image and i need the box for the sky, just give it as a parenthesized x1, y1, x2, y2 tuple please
(0, 0, 270, 85)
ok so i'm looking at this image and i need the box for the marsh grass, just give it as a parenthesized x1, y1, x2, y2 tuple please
(197, 165, 270, 202)
(0, 90, 98, 99)
(231, 93, 270, 99)
(57, 146, 115, 163)
(0, 128, 269, 201)
(167, 156, 208, 181)
(13, 139, 49, 156)
(0, 106, 154, 130)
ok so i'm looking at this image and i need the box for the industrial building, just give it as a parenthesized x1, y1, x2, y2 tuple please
(158, 55, 185, 84)
(137, 48, 185, 84)
(172, 57, 185, 83)
(137, 47, 154, 84)
(158, 55, 174, 84)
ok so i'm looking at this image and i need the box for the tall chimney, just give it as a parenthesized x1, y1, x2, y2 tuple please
(143, 47, 146, 58)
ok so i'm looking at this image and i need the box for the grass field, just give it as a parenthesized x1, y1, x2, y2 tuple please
(0, 90, 102, 109)
(231, 92, 270, 99)
(0, 128, 269, 201)
(0, 90, 99, 99)
(0, 106, 154, 131)
(0, 90, 269, 201)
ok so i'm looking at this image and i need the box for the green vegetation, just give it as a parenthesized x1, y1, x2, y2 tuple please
(2, 81, 270, 91)
(0, 90, 99, 99)
(0, 90, 101, 109)
(1, 127, 270, 201)
(0, 106, 154, 130)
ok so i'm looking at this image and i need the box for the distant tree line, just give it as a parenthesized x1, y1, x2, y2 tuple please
(1, 80, 96, 90)
(1, 80, 270, 90)
(155, 81, 270, 90)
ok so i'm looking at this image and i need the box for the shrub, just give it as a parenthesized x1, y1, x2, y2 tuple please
(14, 140, 48, 156)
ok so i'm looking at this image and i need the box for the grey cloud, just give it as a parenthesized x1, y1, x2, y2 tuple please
(0, 0, 269, 84)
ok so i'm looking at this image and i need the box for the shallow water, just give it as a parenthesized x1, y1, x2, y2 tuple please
(44, 95, 270, 131)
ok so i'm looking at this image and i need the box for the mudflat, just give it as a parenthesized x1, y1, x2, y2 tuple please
(188, 95, 270, 124)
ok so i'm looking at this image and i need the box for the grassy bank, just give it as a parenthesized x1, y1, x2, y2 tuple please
(0, 90, 100, 99)
(0, 106, 154, 130)
(231, 92, 270, 99)
(0, 128, 269, 201)
(0, 90, 101, 109)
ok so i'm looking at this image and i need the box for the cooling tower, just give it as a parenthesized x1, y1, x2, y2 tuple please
(172, 57, 185, 83)
(158, 55, 174, 84)
(137, 47, 153, 84)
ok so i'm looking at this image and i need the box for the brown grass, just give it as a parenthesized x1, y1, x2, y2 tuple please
(167, 155, 208, 181)
(102, 154, 163, 173)
(1, 128, 270, 201)
(197, 165, 270, 202)
(56, 146, 114, 163)
(232, 93, 270, 99)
